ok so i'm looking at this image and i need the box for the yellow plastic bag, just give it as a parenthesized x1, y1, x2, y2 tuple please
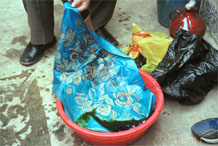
(123, 23, 173, 73)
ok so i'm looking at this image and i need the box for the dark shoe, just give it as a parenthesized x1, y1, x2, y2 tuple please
(20, 37, 56, 66)
(95, 27, 119, 46)
(191, 118, 218, 144)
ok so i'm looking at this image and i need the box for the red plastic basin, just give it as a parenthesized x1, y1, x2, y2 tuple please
(56, 69, 164, 146)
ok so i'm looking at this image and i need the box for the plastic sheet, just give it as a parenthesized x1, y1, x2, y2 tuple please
(151, 29, 218, 105)
(52, 3, 155, 132)
(123, 23, 172, 73)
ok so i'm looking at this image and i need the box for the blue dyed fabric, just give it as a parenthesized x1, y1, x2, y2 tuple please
(53, 3, 155, 132)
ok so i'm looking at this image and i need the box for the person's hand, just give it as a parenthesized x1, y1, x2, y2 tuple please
(68, 0, 90, 12)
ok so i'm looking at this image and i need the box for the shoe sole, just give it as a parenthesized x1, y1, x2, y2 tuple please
(191, 118, 218, 144)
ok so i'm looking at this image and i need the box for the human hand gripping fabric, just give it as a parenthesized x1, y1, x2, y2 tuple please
(68, 0, 90, 12)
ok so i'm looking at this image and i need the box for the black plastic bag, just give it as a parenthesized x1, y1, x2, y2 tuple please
(151, 29, 218, 105)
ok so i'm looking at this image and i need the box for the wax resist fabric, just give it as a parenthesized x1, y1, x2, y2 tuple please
(53, 3, 155, 132)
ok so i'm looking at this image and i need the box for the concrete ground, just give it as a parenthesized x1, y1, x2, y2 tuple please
(0, 0, 217, 146)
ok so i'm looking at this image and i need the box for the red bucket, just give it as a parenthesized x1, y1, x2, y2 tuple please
(56, 69, 164, 146)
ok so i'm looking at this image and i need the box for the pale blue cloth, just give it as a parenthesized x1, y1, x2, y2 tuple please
(53, 2, 155, 132)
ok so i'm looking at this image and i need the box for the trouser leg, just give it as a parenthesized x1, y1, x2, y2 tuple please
(23, 0, 54, 45)
(89, 0, 117, 30)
